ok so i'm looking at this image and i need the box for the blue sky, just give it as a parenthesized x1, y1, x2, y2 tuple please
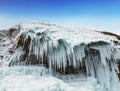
(0, 0, 120, 34)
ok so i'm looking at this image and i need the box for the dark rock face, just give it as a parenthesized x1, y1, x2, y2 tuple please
(100, 31, 120, 40)
(118, 61, 120, 80)
(0, 28, 20, 40)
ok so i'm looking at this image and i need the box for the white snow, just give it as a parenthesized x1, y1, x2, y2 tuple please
(0, 66, 102, 91)
(0, 21, 120, 91)
(16, 21, 118, 46)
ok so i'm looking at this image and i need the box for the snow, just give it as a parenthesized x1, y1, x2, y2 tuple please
(0, 21, 120, 91)
(114, 48, 120, 60)
(0, 66, 101, 91)
(16, 21, 118, 46)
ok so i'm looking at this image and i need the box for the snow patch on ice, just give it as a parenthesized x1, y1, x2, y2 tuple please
(0, 66, 102, 91)
(16, 21, 118, 46)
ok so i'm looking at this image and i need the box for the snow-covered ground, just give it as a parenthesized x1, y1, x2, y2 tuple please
(17, 21, 119, 46)
(0, 66, 102, 91)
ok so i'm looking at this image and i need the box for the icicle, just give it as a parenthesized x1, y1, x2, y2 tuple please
(85, 43, 120, 90)
(48, 39, 69, 71)
(90, 44, 114, 66)
(8, 27, 120, 91)
(9, 47, 25, 65)
(73, 43, 85, 68)
(114, 48, 120, 61)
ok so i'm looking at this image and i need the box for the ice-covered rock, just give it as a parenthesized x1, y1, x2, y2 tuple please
(0, 21, 120, 91)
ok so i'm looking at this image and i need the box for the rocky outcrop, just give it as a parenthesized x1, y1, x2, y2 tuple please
(0, 22, 120, 90)
(0, 27, 20, 66)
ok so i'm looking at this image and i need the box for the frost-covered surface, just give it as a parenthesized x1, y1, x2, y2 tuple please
(0, 29, 15, 66)
(0, 66, 103, 91)
(16, 21, 119, 46)
(0, 21, 120, 91)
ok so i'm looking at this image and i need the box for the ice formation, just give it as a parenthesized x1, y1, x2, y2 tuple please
(0, 66, 102, 91)
(0, 21, 120, 91)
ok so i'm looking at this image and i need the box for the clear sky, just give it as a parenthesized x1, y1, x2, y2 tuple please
(0, 0, 120, 34)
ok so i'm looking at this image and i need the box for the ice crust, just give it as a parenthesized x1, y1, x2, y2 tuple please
(0, 66, 103, 91)
(0, 21, 120, 91)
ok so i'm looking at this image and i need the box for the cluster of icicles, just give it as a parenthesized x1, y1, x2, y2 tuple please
(9, 29, 120, 91)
